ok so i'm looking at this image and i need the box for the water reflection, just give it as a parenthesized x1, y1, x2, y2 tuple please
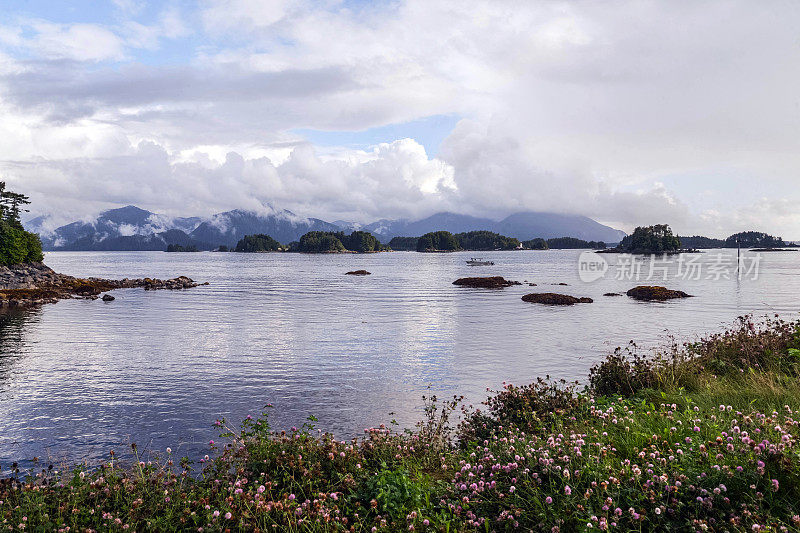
(0, 308, 41, 386)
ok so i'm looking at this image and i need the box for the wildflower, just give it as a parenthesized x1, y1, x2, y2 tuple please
(225, 512, 232, 520)
(564, 485, 572, 495)
(546, 497, 553, 504)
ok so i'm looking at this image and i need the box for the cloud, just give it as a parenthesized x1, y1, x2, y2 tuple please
(4, 138, 458, 223)
(23, 22, 126, 62)
(1, 0, 800, 238)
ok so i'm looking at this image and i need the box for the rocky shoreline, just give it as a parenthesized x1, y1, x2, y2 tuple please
(0, 262, 206, 309)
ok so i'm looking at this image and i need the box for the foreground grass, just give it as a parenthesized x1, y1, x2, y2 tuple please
(3, 315, 800, 532)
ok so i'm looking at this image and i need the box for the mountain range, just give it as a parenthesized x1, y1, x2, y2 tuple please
(24, 205, 627, 251)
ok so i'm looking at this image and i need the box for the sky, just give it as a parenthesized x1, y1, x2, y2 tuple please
(0, 0, 799, 238)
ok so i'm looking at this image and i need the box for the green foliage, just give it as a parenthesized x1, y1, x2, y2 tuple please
(618, 224, 681, 253)
(454, 230, 520, 250)
(546, 236, 606, 249)
(522, 237, 549, 250)
(416, 231, 460, 252)
(0, 182, 42, 265)
(297, 231, 347, 253)
(678, 235, 726, 249)
(296, 231, 383, 253)
(165, 244, 199, 252)
(388, 236, 418, 251)
(341, 230, 381, 252)
(234, 233, 282, 252)
(726, 231, 785, 248)
(0, 220, 43, 265)
(588, 342, 658, 397)
(360, 464, 428, 518)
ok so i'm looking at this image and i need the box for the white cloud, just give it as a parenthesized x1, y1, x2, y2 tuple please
(1, 0, 800, 237)
(26, 21, 126, 62)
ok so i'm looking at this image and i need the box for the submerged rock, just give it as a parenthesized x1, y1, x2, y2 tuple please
(626, 286, 691, 301)
(102, 294, 115, 301)
(521, 293, 593, 305)
(603, 292, 623, 296)
(345, 270, 371, 275)
(453, 276, 521, 289)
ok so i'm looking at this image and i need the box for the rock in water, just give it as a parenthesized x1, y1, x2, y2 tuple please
(603, 292, 623, 296)
(102, 294, 115, 301)
(345, 270, 371, 275)
(521, 293, 593, 305)
(626, 286, 691, 301)
(453, 277, 521, 289)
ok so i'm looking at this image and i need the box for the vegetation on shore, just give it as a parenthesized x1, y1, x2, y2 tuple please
(678, 232, 793, 250)
(387, 237, 419, 251)
(392, 234, 605, 252)
(416, 231, 461, 252)
(0, 182, 43, 266)
(292, 231, 384, 253)
(4, 314, 800, 531)
(165, 244, 199, 253)
(522, 238, 548, 250)
(234, 234, 281, 253)
(546, 237, 606, 250)
(454, 231, 520, 251)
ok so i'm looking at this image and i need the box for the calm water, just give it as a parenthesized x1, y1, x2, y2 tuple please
(0, 249, 798, 468)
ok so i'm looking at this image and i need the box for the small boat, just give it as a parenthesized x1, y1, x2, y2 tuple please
(466, 257, 495, 266)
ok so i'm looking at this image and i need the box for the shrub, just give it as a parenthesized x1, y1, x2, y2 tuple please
(588, 342, 659, 397)
(459, 377, 584, 444)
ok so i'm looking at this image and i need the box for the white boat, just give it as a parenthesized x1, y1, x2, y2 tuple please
(466, 257, 494, 266)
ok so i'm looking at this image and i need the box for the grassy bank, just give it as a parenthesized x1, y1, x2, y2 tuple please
(3, 315, 800, 532)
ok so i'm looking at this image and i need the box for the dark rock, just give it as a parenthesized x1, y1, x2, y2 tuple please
(102, 294, 115, 301)
(345, 270, 371, 275)
(453, 276, 521, 289)
(0, 262, 204, 309)
(603, 292, 623, 296)
(521, 293, 593, 305)
(626, 286, 691, 301)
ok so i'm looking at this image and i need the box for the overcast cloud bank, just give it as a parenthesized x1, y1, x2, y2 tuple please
(1, 0, 799, 238)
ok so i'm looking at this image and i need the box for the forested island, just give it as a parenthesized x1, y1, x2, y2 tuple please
(679, 231, 795, 250)
(601, 225, 796, 254)
(165, 244, 199, 252)
(234, 234, 282, 253)
(388, 231, 605, 252)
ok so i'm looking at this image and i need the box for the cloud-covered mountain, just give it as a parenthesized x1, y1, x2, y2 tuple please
(188, 210, 341, 247)
(26, 206, 625, 251)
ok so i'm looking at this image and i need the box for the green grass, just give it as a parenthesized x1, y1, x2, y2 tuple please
(3, 315, 800, 531)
